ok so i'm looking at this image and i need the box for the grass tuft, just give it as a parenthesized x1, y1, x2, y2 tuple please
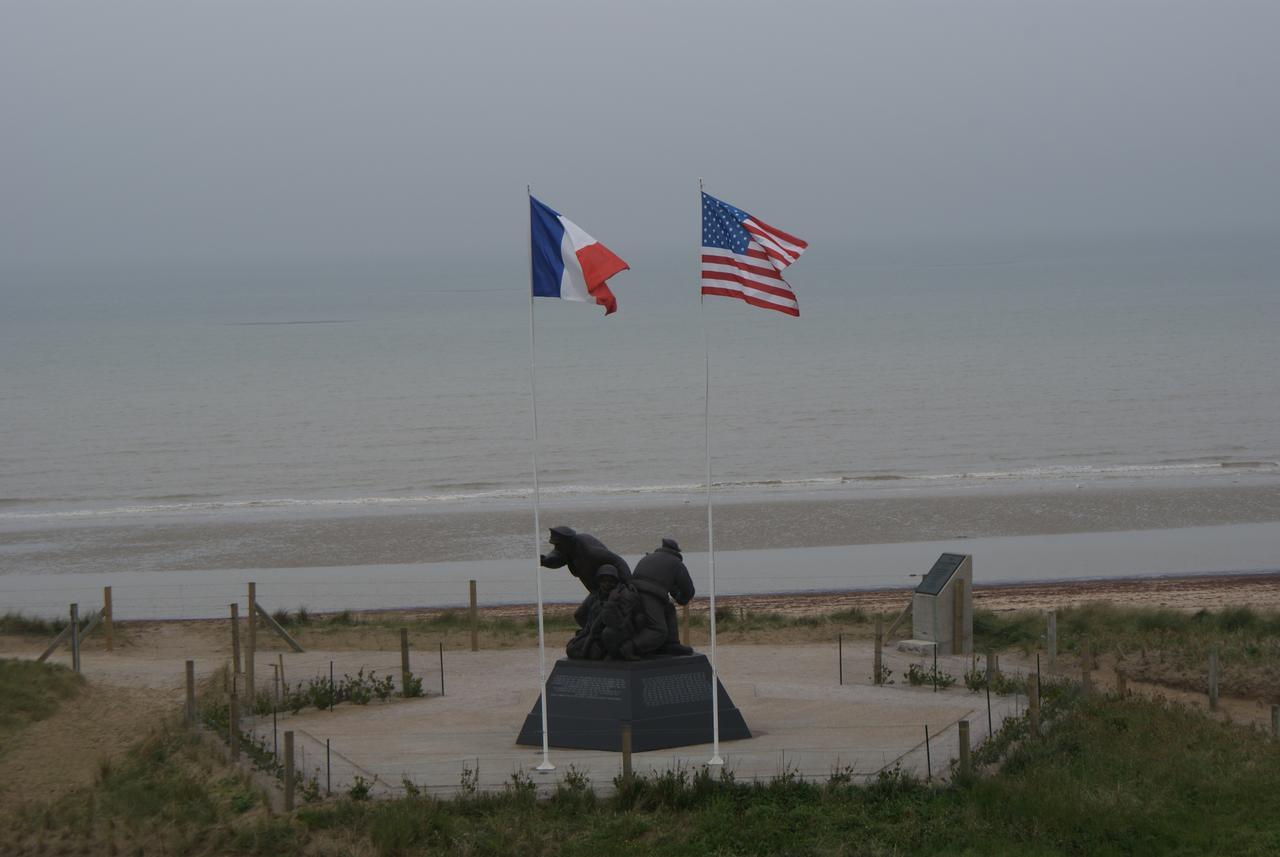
(0, 658, 85, 749)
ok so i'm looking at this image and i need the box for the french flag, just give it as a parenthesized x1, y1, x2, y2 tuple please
(530, 195, 629, 315)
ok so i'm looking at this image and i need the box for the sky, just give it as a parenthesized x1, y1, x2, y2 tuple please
(3, 0, 1279, 282)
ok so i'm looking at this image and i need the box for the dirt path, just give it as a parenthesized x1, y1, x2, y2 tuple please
(0, 683, 179, 812)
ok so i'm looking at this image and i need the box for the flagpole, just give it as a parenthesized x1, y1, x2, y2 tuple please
(527, 185, 554, 772)
(699, 177, 724, 767)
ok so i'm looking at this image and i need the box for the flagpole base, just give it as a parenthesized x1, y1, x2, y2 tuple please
(536, 759, 556, 773)
(706, 755, 724, 767)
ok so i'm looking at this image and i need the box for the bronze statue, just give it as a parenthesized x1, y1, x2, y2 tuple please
(540, 526, 632, 593)
(564, 536, 695, 660)
(630, 538, 695, 657)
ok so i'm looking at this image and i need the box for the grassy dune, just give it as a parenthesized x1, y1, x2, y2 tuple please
(0, 658, 84, 753)
(8, 685, 1280, 856)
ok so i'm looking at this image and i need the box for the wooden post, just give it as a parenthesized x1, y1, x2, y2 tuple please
(69, 603, 81, 673)
(230, 603, 242, 680)
(253, 602, 304, 653)
(958, 720, 970, 778)
(246, 582, 256, 700)
(229, 689, 240, 759)
(1115, 669, 1128, 698)
(874, 618, 884, 686)
(952, 578, 965, 654)
(439, 642, 445, 696)
(987, 651, 999, 684)
(1271, 704, 1279, 738)
(278, 653, 286, 689)
(185, 660, 196, 726)
(838, 634, 843, 685)
(1208, 649, 1219, 712)
(284, 731, 295, 811)
(682, 603, 691, 646)
(400, 628, 411, 698)
(620, 722, 633, 782)
(1028, 675, 1041, 737)
(923, 724, 932, 783)
(468, 580, 479, 652)
(103, 586, 114, 652)
(1046, 611, 1057, 670)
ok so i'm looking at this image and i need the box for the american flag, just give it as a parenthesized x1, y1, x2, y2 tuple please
(701, 192, 808, 316)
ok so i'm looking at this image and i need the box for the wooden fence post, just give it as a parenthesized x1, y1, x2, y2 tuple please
(70, 603, 81, 673)
(230, 603, 242, 681)
(284, 731, 295, 811)
(958, 720, 971, 778)
(874, 618, 884, 685)
(185, 660, 196, 726)
(1208, 649, 1220, 712)
(469, 580, 479, 652)
(620, 722, 633, 782)
(253, 601, 305, 653)
(103, 586, 114, 652)
(1271, 704, 1279, 738)
(1046, 611, 1057, 670)
(229, 689, 240, 759)
(987, 651, 999, 684)
(400, 628, 411, 698)
(246, 582, 256, 700)
(1028, 676, 1041, 737)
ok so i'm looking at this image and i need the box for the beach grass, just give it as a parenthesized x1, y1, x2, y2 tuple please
(975, 603, 1280, 698)
(0, 658, 84, 753)
(0, 612, 67, 637)
(11, 682, 1280, 855)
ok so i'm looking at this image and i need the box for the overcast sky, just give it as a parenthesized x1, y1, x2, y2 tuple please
(3, 0, 1279, 277)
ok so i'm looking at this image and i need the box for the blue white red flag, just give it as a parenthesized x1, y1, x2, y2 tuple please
(701, 192, 808, 316)
(530, 195, 629, 315)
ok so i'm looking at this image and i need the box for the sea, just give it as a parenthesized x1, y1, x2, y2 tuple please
(2, 248, 1280, 615)
(4, 250, 1279, 521)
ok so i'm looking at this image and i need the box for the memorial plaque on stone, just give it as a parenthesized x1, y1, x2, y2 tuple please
(516, 654, 751, 752)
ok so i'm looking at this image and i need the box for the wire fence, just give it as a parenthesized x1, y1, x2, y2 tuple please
(0, 570, 915, 621)
(232, 707, 1018, 800)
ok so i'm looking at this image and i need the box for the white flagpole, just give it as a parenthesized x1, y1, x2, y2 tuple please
(699, 177, 724, 767)
(527, 185, 554, 772)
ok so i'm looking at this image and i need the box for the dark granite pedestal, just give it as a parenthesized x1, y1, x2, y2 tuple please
(516, 654, 751, 752)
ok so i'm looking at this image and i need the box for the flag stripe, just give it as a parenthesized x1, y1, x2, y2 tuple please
(706, 275, 793, 305)
(744, 217, 807, 253)
(701, 286, 800, 316)
(701, 270, 797, 301)
(701, 253, 787, 282)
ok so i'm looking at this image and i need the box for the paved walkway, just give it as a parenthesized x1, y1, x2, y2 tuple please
(240, 643, 1024, 796)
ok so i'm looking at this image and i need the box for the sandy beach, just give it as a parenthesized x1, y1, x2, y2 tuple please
(5, 482, 1280, 576)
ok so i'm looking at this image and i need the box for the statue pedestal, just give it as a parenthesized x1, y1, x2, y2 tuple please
(516, 654, 751, 752)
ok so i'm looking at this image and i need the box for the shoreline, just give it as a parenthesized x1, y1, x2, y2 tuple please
(368, 569, 1280, 618)
(3, 482, 1280, 577)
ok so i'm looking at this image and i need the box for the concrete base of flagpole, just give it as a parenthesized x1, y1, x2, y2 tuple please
(707, 755, 724, 766)
(536, 760, 556, 772)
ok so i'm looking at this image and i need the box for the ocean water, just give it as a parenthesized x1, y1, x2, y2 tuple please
(3, 252, 1279, 526)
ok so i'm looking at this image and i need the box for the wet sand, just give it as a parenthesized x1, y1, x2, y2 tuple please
(5, 482, 1280, 576)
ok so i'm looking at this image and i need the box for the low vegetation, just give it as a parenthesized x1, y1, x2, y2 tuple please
(975, 603, 1280, 699)
(0, 612, 67, 637)
(8, 680, 1280, 855)
(0, 658, 84, 752)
